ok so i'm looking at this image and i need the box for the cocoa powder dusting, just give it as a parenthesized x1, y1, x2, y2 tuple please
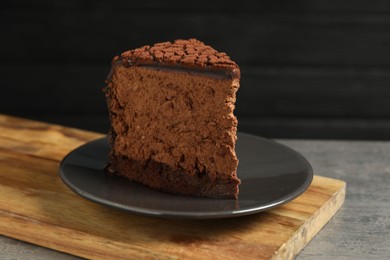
(118, 39, 239, 76)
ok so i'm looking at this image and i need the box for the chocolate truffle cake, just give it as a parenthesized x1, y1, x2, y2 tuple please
(104, 39, 241, 199)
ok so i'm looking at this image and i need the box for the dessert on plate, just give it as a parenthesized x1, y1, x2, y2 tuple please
(104, 39, 241, 199)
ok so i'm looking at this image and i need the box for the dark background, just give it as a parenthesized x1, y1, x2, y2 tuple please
(2, 0, 390, 140)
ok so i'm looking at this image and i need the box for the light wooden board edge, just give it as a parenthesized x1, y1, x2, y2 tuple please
(0, 210, 129, 260)
(273, 180, 347, 260)
(0, 177, 347, 260)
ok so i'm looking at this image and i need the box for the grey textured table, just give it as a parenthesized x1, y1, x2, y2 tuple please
(1, 139, 389, 259)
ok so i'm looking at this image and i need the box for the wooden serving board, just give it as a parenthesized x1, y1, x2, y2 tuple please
(0, 115, 346, 259)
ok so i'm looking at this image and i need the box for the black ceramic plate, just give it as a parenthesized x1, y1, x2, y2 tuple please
(59, 133, 313, 219)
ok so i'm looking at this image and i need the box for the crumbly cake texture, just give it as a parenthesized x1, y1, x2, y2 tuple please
(105, 39, 241, 199)
(116, 39, 240, 74)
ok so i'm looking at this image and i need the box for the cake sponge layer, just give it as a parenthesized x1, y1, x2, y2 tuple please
(105, 39, 241, 199)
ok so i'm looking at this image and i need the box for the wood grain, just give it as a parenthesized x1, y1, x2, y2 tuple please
(0, 115, 346, 259)
(0, 115, 103, 161)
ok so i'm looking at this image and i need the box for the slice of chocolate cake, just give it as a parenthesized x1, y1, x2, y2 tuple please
(104, 39, 241, 199)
